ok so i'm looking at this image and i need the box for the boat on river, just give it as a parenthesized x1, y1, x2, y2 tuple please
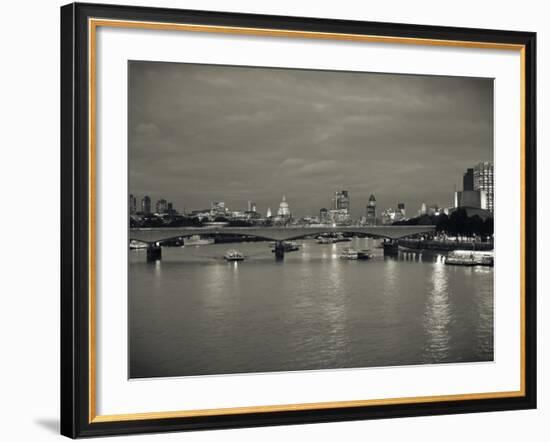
(339, 247, 359, 260)
(129, 239, 148, 250)
(271, 241, 301, 253)
(316, 234, 351, 244)
(184, 235, 215, 246)
(357, 249, 374, 260)
(445, 250, 494, 266)
(224, 250, 244, 261)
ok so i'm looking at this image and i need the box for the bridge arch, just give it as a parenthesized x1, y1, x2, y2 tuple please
(129, 225, 436, 245)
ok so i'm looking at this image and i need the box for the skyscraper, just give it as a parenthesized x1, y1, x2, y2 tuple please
(247, 201, 257, 212)
(332, 190, 350, 212)
(463, 168, 474, 191)
(397, 202, 406, 220)
(455, 189, 487, 209)
(473, 162, 494, 213)
(366, 194, 376, 225)
(141, 195, 151, 214)
(156, 199, 168, 214)
(129, 194, 137, 215)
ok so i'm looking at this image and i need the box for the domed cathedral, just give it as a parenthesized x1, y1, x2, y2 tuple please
(275, 195, 292, 223)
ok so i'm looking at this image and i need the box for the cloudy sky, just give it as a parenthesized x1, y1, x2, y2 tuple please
(129, 61, 493, 218)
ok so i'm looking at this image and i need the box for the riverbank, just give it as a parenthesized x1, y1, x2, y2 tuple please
(398, 239, 493, 251)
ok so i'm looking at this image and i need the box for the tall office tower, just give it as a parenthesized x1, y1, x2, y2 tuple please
(397, 202, 406, 218)
(454, 189, 487, 210)
(247, 201, 257, 212)
(420, 202, 427, 215)
(473, 162, 494, 213)
(156, 199, 168, 214)
(332, 190, 350, 212)
(141, 195, 151, 214)
(129, 194, 137, 215)
(366, 194, 376, 225)
(463, 168, 474, 191)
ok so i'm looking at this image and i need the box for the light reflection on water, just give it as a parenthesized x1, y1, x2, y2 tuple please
(423, 260, 451, 363)
(129, 238, 493, 378)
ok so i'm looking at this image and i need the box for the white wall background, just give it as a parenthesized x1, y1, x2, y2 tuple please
(0, 0, 546, 440)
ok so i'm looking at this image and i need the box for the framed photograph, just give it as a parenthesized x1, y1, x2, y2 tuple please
(60, 2, 536, 438)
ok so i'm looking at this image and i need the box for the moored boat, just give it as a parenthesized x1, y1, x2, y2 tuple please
(129, 239, 148, 250)
(357, 249, 374, 260)
(224, 250, 244, 261)
(473, 251, 494, 266)
(271, 241, 301, 253)
(445, 250, 494, 266)
(334, 234, 352, 243)
(184, 235, 215, 246)
(339, 247, 359, 260)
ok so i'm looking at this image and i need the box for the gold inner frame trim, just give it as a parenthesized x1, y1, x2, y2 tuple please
(88, 17, 527, 424)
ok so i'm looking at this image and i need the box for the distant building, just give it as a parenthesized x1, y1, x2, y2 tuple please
(456, 162, 493, 212)
(396, 202, 406, 220)
(156, 199, 168, 214)
(381, 208, 396, 225)
(247, 201, 257, 212)
(420, 202, 427, 216)
(473, 162, 494, 213)
(266, 207, 272, 218)
(426, 204, 442, 216)
(276, 195, 291, 222)
(454, 190, 487, 210)
(210, 201, 227, 217)
(332, 190, 350, 212)
(366, 194, 376, 226)
(190, 210, 212, 220)
(463, 168, 474, 191)
(244, 210, 261, 221)
(447, 206, 493, 220)
(319, 208, 329, 224)
(141, 195, 151, 215)
(129, 194, 137, 215)
(329, 209, 350, 225)
(166, 202, 176, 215)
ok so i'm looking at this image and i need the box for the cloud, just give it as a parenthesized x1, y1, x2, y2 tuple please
(129, 61, 493, 217)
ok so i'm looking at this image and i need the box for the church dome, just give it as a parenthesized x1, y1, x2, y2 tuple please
(277, 195, 290, 217)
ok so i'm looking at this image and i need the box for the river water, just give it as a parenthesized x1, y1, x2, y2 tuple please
(129, 238, 493, 378)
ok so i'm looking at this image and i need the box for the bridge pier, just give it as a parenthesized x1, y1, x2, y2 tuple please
(382, 239, 399, 256)
(274, 241, 285, 260)
(146, 243, 162, 262)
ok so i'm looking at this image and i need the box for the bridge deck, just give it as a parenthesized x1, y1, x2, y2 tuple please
(130, 225, 436, 244)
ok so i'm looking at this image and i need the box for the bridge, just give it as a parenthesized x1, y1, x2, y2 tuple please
(130, 225, 436, 261)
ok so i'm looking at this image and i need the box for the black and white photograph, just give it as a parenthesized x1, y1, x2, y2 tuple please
(128, 61, 495, 379)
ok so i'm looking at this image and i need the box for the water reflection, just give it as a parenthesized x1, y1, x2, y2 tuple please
(422, 260, 451, 362)
(129, 240, 493, 378)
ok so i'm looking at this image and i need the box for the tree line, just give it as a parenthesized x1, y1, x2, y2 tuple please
(393, 208, 493, 239)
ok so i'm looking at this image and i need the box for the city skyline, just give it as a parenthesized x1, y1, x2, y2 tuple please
(129, 61, 493, 218)
(130, 159, 492, 221)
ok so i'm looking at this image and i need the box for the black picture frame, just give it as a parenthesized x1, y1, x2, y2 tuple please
(61, 2, 537, 438)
